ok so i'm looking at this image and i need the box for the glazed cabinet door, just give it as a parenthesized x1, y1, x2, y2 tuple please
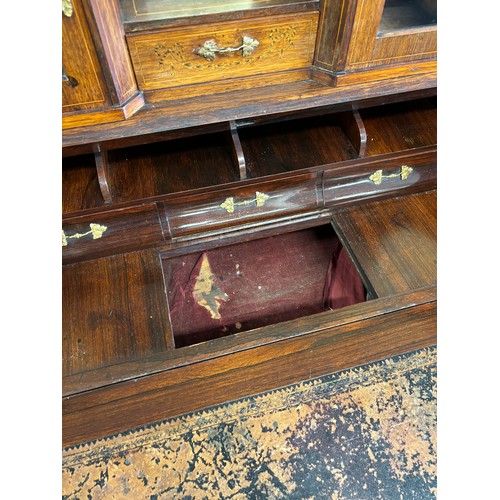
(345, 0, 436, 71)
(62, 0, 111, 113)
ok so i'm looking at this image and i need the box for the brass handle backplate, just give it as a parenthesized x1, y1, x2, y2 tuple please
(369, 165, 413, 185)
(194, 36, 259, 62)
(220, 191, 270, 213)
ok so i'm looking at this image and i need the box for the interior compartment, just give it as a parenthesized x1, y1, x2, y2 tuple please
(163, 224, 367, 348)
(62, 99, 436, 215)
(359, 97, 436, 156)
(238, 114, 359, 178)
(62, 153, 105, 213)
(62, 131, 239, 214)
(378, 0, 437, 34)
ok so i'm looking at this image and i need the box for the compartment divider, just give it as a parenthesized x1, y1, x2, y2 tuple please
(94, 144, 114, 204)
(228, 120, 247, 180)
(337, 109, 367, 157)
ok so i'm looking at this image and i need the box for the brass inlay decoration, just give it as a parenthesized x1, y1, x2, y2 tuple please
(193, 254, 229, 320)
(220, 191, 270, 214)
(153, 26, 297, 76)
(62, 0, 73, 17)
(62, 223, 107, 247)
(194, 36, 260, 62)
(369, 165, 413, 185)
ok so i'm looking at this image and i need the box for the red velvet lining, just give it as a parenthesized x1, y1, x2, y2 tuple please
(166, 226, 365, 348)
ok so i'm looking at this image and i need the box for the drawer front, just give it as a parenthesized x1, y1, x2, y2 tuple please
(62, 204, 165, 264)
(323, 152, 436, 208)
(165, 174, 320, 240)
(127, 12, 319, 91)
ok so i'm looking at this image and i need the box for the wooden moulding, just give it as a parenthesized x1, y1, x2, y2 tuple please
(321, 149, 436, 209)
(63, 285, 436, 396)
(62, 204, 166, 264)
(62, 76, 436, 148)
(93, 144, 113, 203)
(62, 286, 436, 445)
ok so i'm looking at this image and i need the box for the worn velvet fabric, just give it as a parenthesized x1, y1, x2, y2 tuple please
(62, 346, 437, 499)
(166, 226, 365, 347)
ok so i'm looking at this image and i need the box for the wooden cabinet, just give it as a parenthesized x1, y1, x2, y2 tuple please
(314, 0, 436, 83)
(62, 0, 110, 113)
(345, 0, 437, 71)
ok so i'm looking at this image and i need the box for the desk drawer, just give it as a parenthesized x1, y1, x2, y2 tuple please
(126, 12, 319, 91)
(165, 174, 320, 240)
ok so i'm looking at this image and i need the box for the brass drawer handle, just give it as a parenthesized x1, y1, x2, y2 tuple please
(220, 191, 270, 213)
(194, 36, 259, 62)
(62, 223, 107, 246)
(369, 165, 413, 185)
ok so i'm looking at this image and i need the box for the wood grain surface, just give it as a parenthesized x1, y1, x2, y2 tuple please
(120, 0, 316, 25)
(62, 0, 110, 112)
(331, 190, 437, 297)
(63, 292, 436, 446)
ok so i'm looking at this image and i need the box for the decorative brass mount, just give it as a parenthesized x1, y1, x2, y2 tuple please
(62, 223, 107, 246)
(369, 165, 413, 185)
(194, 36, 260, 62)
(220, 191, 270, 213)
(62, 0, 73, 17)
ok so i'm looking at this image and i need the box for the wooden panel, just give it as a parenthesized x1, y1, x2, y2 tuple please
(351, 29, 437, 70)
(165, 173, 320, 239)
(62, 0, 110, 112)
(62, 249, 172, 378)
(127, 12, 319, 90)
(84, 0, 139, 104)
(330, 190, 437, 297)
(62, 204, 166, 264)
(239, 114, 358, 177)
(63, 297, 436, 446)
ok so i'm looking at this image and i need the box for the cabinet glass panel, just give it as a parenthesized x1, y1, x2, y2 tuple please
(119, 0, 314, 24)
(378, 0, 437, 35)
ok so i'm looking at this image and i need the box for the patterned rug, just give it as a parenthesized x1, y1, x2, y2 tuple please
(62, 346, 437, 499)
